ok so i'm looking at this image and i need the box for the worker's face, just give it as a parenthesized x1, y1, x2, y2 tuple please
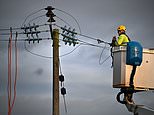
(117, 30, 121, 35)
(118, 30, 124, 35)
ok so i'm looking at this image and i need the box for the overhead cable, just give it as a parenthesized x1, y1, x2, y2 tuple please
(55, 8, 82, 34)
(21, 8, 44, 27)
(24, 40, 81, 58)
(59, 58, 68, 114)
(54, 24, 111, 46)
(27, 15, 46, 24)
(55, 16, 72, 27)
(10, 32, 18, 111)
(0, 29, 50, 36)
(7, 28, 18, 115)
(0, 23, 49, 32)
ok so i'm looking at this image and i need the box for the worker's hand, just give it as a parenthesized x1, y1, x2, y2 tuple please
(112, 36, 116, 41)
(110, 36, 116, 47)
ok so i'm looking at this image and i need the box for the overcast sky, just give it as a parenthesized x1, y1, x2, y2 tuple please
(0, 0, 154, 115)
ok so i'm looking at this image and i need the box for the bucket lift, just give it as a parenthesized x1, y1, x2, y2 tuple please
(112, 41, 154, 115)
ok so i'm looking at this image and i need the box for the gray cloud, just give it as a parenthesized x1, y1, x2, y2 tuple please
(1, 0, 154, 115)
(34, 68, 44, 76)
(0, 95, 51, 115)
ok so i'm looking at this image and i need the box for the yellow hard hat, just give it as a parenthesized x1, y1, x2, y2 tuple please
(117, 25, 126, 31)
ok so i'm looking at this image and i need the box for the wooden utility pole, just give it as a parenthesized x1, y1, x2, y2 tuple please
(52, 29, 59, 115)
(45, 6, 59, 115)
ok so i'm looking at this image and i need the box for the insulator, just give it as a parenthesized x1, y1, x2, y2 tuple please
(69, 41, 72, 46)
(62, 26, 67, 33)
(61, 87, 66, 95)
(59, 74, 64, 82)
(36, 33, 39, 38)
(71, 28, 75, 36)
(33, 38, 35, 44)
(73, 42, 76, 47)
(67, 27, 71, 35)
(65, 41, 67, 45)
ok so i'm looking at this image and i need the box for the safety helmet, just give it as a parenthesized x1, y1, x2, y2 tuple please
(117, 25, 126, 31)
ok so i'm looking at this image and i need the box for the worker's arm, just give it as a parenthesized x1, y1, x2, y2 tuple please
(111, 36, 117, 46)
(112, 35, 125, 46)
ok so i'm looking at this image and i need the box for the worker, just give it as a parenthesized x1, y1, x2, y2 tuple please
(110, 25, 131, 67)
(111, 25, 130, 46)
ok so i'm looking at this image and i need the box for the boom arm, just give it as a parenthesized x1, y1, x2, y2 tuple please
(125, 100, 154, 115)
(116, 88, 154, 115)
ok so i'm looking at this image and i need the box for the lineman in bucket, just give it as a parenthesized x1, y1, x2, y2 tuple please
(111, 25, 131, 46)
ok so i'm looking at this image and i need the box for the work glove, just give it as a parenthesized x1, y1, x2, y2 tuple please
(110, 36, 116, 47)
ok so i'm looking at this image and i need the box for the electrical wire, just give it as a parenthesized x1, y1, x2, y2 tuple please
(99, 44, 107, 65)
(24, 39, 82, 58)
(8, 28, 12, 115)
(27, 15, 46, 25)
(77, 40, 111, 65)
(59, 58, 63, 75)
(59, 44, 81, 57)
(78, 39, 106, 49)
(7, 30, 18, 115)
(59, 57, 64, 86)
(0, 27, 21, 31)
(0, 32, 25, 36)
(62, 95, 67, 114)
(99, 55, 111, 65)
(52, 27, 109, 49)
(21, 8, 44, 27)
(0, 23, 50, 32)
(77, 33, 110, 45)
(1, 24, 110, 49)
(54, 24, 111, 46)
(0, 37, 50, 42)
(24, 41, 52, 59)
(55, 16, 72, 27)
(55, 8, 82, 34)
(59, 57, 68, 114)
(10, 32, 18, 111)
(0, 30, 50, 36)
(24, 39, 107, 59)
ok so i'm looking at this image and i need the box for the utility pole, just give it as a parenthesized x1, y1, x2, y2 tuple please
(52, 29, 59, 115)
(45, 6, 60, 115)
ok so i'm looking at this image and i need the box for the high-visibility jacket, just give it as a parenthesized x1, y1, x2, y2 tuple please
(115, 34, 130, 46)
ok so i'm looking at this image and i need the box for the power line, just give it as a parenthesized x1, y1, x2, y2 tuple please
(78, 33, 110, 45)
(21, 8, 45, 27)
(54, 24, 111, 46)
(99, 55, 111, 65)
(60, 44, 81, 57)
(55, 8, 82, 34)
(27, 15, 46, 24)
(0, 27, 21, 31)
(0, 29, 50, 36)
(0, 37, 52, 42)
(24, 40, 82, 59)
(0, 23, 49, 32)
(59, 58, 68, 114)
(55, 16, 72, 27)
(99, 44, 109, 65)
(0, 6, 111, 63)
(0, 30, 109, 51)
(1, 23, 111, 49)
(24, 41, 52, 59)
(78, 39, 107, 49)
